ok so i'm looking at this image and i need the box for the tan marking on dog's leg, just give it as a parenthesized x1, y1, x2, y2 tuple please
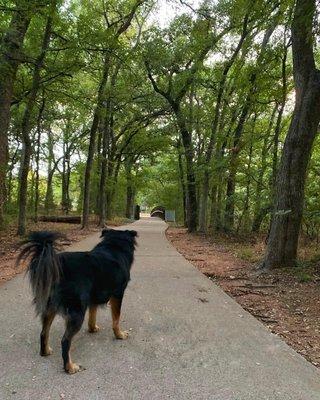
(40, 310, 56, 356)
(110, 296, 128, 340)
(65, 357, 81, 374)
(62, 311, 85, 374)
(88, 305, 100, 333)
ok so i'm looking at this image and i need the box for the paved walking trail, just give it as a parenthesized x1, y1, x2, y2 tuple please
(0, 217, 320, 400)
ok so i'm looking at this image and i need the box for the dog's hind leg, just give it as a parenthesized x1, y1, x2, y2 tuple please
(109, 296, 128, 340)
(40, 309, 56, 356)
(88, 305, 100, 333)
(61, 310, 85, 374)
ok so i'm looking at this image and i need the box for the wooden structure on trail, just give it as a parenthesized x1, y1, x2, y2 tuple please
(150, 206, 165, 220)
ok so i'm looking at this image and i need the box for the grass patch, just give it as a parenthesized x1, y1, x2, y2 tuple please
(233, 246, 262, 263)
(294, 268, 313, 283)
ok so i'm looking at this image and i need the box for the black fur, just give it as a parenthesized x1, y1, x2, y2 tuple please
(18, 228, 137, 373)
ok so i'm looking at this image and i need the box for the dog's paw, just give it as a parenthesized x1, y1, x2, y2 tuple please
(115, 330, 129, 340)
(65, 363, 83, 374)
(40, 347, 53, 356)
(88, 325, 100, 333)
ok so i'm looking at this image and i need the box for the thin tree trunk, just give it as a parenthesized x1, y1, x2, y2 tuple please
(251, 105, 277, 232)
(107, 157, 121, 219)
(97, 115, 109, 226)
(199, 13, 249, 232)
(173, 104, 197, 232)
(177, 140, 187, 226)
(82, 2, 143, 228)
(95, 126, 103, 214)
(271, 38, 288, 191)
(223, 28, 274, 232)
(0, 4, 31, 228)
(45, 129, 56, 213)
(82, 56, 110, 228)
(7, 147, 19, 206)
(125, 161, 134, 219)
(34, 96, 45, 222)
(61, 147, 71, 214)
(98, 64, 118, 227)
(237, 140, 253, 232)
(224, 102, 251, 231)
(263, 0, 320, 269)
(17, 0, 56, 235)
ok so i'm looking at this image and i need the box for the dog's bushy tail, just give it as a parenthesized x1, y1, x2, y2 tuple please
(17, 231, 62, 315)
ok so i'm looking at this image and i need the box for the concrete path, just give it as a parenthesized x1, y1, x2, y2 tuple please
(0, 217, 319, 400)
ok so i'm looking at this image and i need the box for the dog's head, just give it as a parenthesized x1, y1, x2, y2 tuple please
(100, 228, 138, 249)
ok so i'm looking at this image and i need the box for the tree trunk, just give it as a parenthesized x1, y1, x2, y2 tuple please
(82, 56, 110, 228)
(61, 148, 71, 214)
(224, 102, 250, 231)
(0, 4, 31, 228)
(125, 164, 134, 219)
(237, 140, 253, 232)
(223, 28, 274, 232)
(97, 115, 111, 226)
(199, 14, 249, 232)
(7, 147, 19, 206)
(177, 141, 187, 226)
(263, 0, 320, 269)
(45, 129, 57, 213)
(81, 2, 142, 228)
(97, 64, 118, 227)
(270, 38, 288, 192)
(173, 104, 197, 232)
(45, 167, 55, 213)
(17, 0, 56, 235)
(107, 157, 121, 219)
(34, 97, 45, 222)
(251, 105, 277, 232)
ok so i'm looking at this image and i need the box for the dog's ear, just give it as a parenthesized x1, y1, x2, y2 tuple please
(127, 230, 138, 237)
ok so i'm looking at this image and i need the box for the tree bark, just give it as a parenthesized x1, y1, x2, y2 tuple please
(263, 0, 320, 269)
(173, 103, 197, 232)
(223, 27, 274, 232)
(34, 96, 45, 222)
(81, 2, 142, 228)
(61, 147, 71, 214)
(97, 64, 118, 227)
(0, 3, 31, 228)
(125, 161, 134, 219)
(45, 129, 57, 213)
(251, 105, 277, 232)
(199, 13, 249, 232)
(17, 0, 56, 235)
(82, 56, 110, 228)
(224, 101, 251, 231)
(177, 140, 187, 226)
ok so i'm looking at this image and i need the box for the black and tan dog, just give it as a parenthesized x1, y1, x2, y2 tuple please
(18, 228, 137, 374)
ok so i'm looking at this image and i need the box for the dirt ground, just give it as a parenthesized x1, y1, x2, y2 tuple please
(166, 227, 320, 368)
(0, 217, 130, 286)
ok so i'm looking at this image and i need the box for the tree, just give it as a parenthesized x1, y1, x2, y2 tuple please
(17, 0, 57, 235)
(263, 0, 320, 269)
(81, 0, 146, 229)
(144, 15, 228, 232)
(0, 1, 32, 228)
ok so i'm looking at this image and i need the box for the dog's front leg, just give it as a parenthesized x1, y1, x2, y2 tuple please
(88, 305, 100, 333)
(109, 296, 128, 339)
